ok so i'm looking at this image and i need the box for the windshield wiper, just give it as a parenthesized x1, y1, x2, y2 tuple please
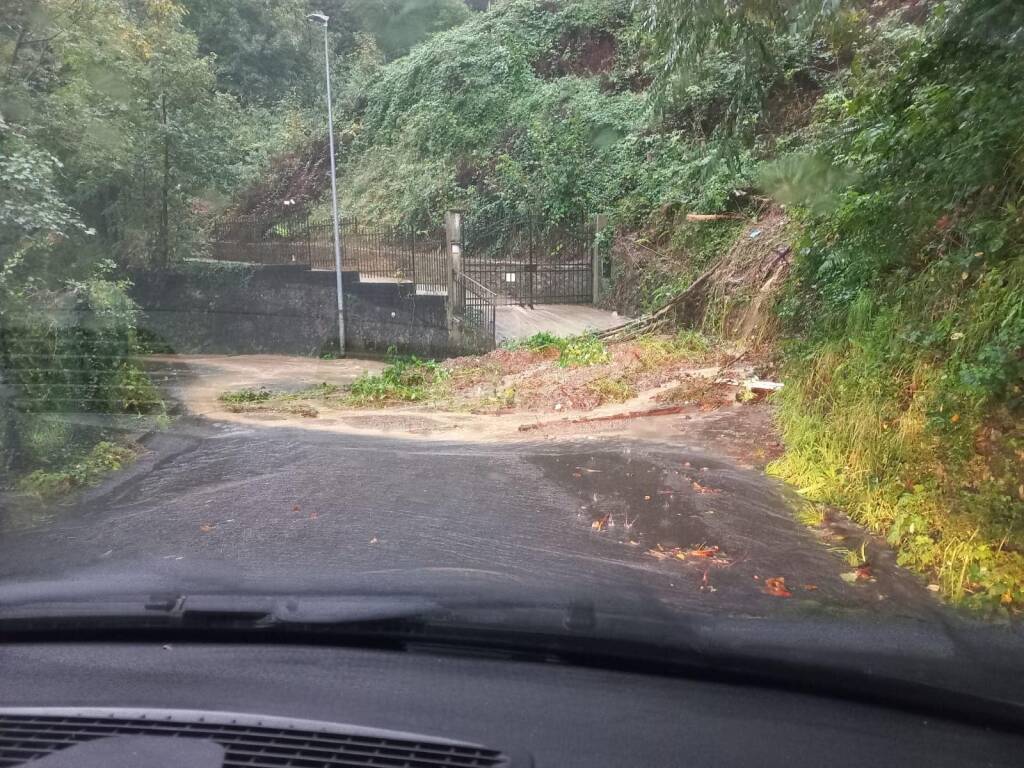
(0, 593, 449, 639)
(3, 593, 1024, 732)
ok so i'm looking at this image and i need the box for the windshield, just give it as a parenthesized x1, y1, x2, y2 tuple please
(1, 0, 1022, 703)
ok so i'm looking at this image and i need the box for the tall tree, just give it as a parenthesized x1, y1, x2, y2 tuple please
(1, 0, 242, 268)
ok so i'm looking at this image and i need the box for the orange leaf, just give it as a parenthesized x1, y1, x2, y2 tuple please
(764, 577, 792, 597)
(689, 546, 720, 558)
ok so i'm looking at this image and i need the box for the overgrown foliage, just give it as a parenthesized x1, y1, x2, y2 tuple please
(768, 0, 1024, 610)
(251, 0, 835, 233)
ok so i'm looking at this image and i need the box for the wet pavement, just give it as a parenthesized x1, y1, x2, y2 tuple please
(0, 415, 944, 621)
(495, 304, 626, 344)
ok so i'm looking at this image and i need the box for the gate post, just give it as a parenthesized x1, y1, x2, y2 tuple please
(445, 210, 465, 350)
(592, 213, 608, 305)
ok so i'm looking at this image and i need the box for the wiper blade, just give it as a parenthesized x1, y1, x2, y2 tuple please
(0, 593, 446, 634)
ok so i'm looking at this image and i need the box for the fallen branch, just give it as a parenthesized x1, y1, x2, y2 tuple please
(685, 213, 746, 222)
(597, 261, 719, 341)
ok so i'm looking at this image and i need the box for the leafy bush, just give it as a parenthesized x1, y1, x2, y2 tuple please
(634, 330, 711, 368)
(506, 332, 609, 367)
(325, 0, 784, 234)
(0, 279, 164, 417)
(505, 331, 567, 352)
(348, 356, 451, 404)
(17, 440, 137, 498)
(558, 335, 610, 367)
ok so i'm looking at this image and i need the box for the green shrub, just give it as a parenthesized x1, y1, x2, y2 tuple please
(505, 331, 567, 352)
(558, 335, 610, 367)
(588, 376, 636, 403)
(634, 330, 711, 368)
(20, 417, 74, 467)
(1, 278, 164, 417)
(348, 356, 451, 404)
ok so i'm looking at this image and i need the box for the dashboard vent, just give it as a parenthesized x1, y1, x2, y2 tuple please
(0, 708, 516, 768)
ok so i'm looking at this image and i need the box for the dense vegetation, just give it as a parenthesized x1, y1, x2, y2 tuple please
(2, 0, 1021, 610)
(769, 0, 1024, 608)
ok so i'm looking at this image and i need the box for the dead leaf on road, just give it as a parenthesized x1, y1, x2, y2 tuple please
(691, 481, 719, 495)
(764, 577, 792, 597)
(688, 546, 720, 558)
(647, 544, 728, 565)
(199, 523, 214, 533)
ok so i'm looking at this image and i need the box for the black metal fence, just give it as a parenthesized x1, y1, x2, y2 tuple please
(211, 215, 447, 292)
(208, 210, 601, 354)
(463, 215, 594, 307)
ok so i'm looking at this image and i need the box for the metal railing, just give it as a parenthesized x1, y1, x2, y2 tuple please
(456, 272, 497, 352)
(210, 214, 447, 292)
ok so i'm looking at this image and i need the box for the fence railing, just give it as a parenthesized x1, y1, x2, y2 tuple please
(456, 272, 497, 352)
(210, 215, 447, 291)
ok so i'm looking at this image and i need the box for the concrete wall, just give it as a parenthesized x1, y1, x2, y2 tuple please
(129, 262, 450, 358)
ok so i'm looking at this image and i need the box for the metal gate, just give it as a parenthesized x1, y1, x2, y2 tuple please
(463, 215, 594, 307)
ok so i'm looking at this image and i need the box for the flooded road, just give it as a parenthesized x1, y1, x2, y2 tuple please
(0, 417, 942, 621)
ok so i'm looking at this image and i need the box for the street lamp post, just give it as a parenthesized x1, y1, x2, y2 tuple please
(308, 11, 345, 356)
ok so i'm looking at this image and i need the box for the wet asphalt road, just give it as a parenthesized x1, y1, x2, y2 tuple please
(0, 417, 942, 620)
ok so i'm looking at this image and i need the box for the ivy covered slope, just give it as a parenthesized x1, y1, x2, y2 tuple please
(335, 0, 769, 227)
(770, 1, 1024, 610)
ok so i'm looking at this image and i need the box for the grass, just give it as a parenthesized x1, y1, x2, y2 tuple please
(218, 384, 339, 417)
(634, 330, 711, 370)
(17, 440, 138, 499)
(587, 376, 636, 404)
(769, 333, 1024, 612)
(505, 331, 564, 352)
(220, 387, 272, 405)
